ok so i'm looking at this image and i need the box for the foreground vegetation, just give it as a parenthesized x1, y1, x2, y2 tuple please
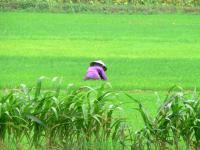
(0, 77, 125, 149)
(129, 86, 200, 149)
(1, 12, 200, 90)
(0, 78, 199, 149)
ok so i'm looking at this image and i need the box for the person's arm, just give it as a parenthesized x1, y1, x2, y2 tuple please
(98, 67, 107, 80)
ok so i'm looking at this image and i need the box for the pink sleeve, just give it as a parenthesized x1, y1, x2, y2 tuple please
(98, 67, 107, 80)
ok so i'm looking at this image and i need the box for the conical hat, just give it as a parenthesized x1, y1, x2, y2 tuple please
(90, 60, 107, 71)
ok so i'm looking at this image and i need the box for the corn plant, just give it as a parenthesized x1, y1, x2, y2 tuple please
(128, 86, 200, 150)
(0, 77, 126, 149)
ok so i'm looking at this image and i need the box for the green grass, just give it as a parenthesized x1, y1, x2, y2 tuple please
(0, 12, 200, 90)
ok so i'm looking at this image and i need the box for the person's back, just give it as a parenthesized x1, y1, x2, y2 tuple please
(84, 60, 107, 80)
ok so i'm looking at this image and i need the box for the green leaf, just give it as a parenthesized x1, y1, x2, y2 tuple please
(51, 107, 58, 120)
(26, 115, 46, 127)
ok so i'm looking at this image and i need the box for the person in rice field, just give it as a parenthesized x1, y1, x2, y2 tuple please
(84, 60, 107, 80)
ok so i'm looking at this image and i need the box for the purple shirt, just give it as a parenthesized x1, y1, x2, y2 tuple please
(84, 66, 107, 80)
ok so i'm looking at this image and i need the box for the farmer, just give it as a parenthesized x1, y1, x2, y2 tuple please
(84, 60, 107, 80)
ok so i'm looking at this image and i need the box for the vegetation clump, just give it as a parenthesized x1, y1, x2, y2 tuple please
(129, 86, 200, 150)
(0, 77, 125, 149)
(0, 77, 199, 149)
(0, 0, 199, 13)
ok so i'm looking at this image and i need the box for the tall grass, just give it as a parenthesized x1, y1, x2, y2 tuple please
(0, 77, 199, 149)
(128, 86, 200, 149)
(0, 77, 125, 149)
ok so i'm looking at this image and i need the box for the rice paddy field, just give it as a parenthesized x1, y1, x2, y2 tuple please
(0, 12, 200, 149)
(0, 12, 200, 90)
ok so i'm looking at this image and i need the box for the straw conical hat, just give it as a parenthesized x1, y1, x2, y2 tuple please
(90, 60, 107, 71)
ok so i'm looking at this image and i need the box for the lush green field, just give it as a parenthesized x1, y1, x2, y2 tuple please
(1, 12, 200, 91)
(0, 12, 200, 149)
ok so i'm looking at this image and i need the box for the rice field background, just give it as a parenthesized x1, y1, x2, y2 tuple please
(1, 12, 200, 90)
